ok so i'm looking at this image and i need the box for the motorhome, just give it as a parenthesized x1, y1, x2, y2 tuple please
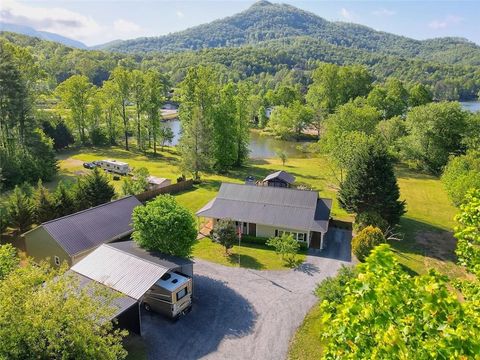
(95, 159, 130, 175)
(143, 271, 193, 318)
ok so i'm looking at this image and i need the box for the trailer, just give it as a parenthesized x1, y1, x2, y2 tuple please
(143, 271, 193, 318)
(95, 159, 130, 175)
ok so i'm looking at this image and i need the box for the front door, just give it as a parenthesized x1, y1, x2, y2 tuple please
(310, 232, 321, 249)
(248, 223, 256, 236)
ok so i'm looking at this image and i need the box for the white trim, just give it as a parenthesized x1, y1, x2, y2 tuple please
(54, 256, 60, 266)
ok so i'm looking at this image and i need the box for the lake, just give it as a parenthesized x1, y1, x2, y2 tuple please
(163, 119, 309, 158)
(460, 101, 480, 112)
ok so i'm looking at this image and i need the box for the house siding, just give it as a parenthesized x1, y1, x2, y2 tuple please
(24, 227, 72, 267)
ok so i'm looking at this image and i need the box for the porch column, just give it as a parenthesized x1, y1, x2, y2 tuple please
(320, 232, 324, 250)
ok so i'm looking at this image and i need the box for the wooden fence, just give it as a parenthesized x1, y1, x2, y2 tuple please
(135, 179, 194, 202)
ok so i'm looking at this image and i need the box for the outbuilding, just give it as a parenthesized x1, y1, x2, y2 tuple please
(261, 170, 295, 188)
(70, 241, 194, 335)
(23, 196, 141, 267)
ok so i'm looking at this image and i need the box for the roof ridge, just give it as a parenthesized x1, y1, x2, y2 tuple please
(217, 197, 316, 210)
(221, 182, 316, 195)
(41, 195, 138, 226)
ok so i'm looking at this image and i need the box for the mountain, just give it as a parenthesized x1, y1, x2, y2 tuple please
(99, 1, 480, 66)
(0, 22, 87, 49)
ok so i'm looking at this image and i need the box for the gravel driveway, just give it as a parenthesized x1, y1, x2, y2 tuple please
(141, 229, 352, 360)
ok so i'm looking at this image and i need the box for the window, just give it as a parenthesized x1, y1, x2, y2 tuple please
(176, 287, 188, 301)
(54, 256, 60, 266)
(275, 229, 307, 242)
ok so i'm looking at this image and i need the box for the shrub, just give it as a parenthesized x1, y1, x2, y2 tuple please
(0, 244, 19, 280)
(240, 235, 269, 245)
(352, 226, 385, 262)
(315, 265, 357, 304)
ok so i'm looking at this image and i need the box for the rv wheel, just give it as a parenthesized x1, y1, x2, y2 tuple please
(144, 303, 151, 312)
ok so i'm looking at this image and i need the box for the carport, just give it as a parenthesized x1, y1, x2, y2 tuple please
(70, 241, 194, 335)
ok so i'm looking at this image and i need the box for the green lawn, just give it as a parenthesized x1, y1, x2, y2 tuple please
(288, 303, 324, 360)
(193, 238, 306, 270)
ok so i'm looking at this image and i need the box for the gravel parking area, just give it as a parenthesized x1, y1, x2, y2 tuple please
(141, 229, 352, 360)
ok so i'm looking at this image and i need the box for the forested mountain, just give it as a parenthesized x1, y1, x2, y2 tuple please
(99, 1, 480, 66)
(1, 31, 479, 100)
(0, 22, 87, 49)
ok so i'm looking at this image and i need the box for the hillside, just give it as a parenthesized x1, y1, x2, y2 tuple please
(99, 1, 480, 66)
(0, 22, 87, 49)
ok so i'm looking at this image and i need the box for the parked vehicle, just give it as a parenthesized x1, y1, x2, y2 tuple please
(143, 271, 192, 318)
(83, 162, 96, 169)
(95, 159, 130, 175)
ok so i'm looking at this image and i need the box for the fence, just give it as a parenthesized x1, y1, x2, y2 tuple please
(135, 179, 194, 202)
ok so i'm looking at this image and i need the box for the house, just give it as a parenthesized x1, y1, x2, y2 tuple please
(147, 176, 171, 191)
(23, 196, 142, 267)
(261, 170, 295, 188)
(70, 241, 194, 334)
(196, 183, 332, 249)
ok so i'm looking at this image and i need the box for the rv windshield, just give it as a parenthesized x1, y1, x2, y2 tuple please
(176, 287, 188, 301)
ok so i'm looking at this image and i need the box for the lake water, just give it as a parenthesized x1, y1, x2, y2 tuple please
(163, 119, 309, 158)
(460, 101, 480, 112)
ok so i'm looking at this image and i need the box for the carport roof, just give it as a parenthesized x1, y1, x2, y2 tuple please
(71, 244, 170, 300)
(196, 183, 332, 233)
(67, 270, 137, 319)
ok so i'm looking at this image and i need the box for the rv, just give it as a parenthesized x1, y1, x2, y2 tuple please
(143, 271, 192, 318)
(95, 159, 130, 175)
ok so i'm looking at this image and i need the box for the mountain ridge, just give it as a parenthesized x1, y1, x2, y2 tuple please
(96, 1, 480, 66)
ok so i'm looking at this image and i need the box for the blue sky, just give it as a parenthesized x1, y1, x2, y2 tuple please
(1, 0, 479, 46)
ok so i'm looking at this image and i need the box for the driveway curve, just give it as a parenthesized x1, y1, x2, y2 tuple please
(141, 229, 352, 360)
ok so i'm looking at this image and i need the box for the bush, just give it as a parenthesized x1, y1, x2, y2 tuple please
(90, 128, 109, 146)
(0, 244, 19, 280)
(352, 226, 386, 262)
(241, 235, 269, 245)
(315, 265, 357, 304)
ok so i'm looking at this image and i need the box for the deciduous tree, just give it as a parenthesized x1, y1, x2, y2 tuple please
(132, 195, 197, 257)
(211, 218, 237, 254)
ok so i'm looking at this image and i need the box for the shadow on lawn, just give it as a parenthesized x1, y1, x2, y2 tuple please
(394, 164, 438, 180)
(227, 253, 265, 270)
(392, 217, 457, 263)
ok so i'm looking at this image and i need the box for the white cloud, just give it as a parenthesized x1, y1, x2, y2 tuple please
(372, 8, 396, 17)
(428, 15, 463, 30)
(340, 8, 355, 21)
(0, 0, 143, 45)
(176, 11, 185, 19)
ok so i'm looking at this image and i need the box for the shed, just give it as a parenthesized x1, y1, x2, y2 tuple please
(262, 170, 295, 188)
(147, 176, 171, 191)
(23, 196, 142, 267)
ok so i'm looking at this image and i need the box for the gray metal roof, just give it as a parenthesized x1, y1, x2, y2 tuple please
(108, 241, 193, 269)
(71, 244, 169, 300)
(196, 183, 332, 233)
(67, 270, 137, 319)
(263, 170, 295, 184)
(40, 196, 141, 256)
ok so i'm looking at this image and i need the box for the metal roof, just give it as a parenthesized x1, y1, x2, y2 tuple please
(263, 170, 295, 184)
(108, 241, 193, 269)
(71, 244, 169, 300)
(39, 196, 141, 256)
(147, 176, 169, 185)
(196, 183, 332, 233)
(68, 270, 137, 319)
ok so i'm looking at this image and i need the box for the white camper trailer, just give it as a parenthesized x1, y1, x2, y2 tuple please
(143, 271, 193, 318)
(95, 159, 130, 175)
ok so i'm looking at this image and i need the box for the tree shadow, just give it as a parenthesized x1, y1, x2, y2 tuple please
(227, 253, 265, 270)
(141, 275, 257, 360)
(394, 164, 438, 180)
(294, 262, 320, 276)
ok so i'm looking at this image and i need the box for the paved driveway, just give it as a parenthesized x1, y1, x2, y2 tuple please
(141, 229, 352, 360)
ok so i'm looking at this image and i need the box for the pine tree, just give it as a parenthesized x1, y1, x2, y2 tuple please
(53, 181, 76, 217)
(34, 180, 55, 223)
(338, 141, 406, 225)
(75, 168, 116, 209)
(7, 185, 34, 232)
